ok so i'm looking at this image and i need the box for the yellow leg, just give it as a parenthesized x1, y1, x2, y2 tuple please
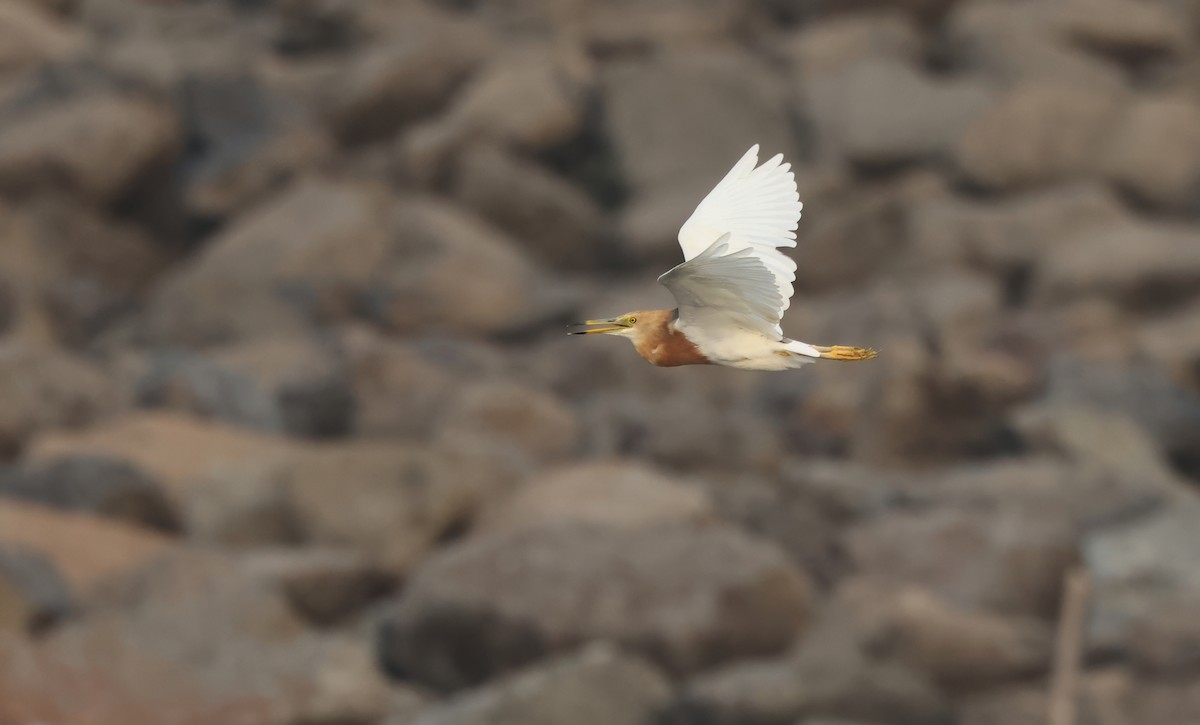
(814, 345, 878, 361)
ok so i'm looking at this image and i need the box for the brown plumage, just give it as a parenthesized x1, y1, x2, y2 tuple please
(627, 309, 711, 367)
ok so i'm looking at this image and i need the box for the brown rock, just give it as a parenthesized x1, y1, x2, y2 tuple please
(0, 342, 119, 458)
(0, 500, 171, 592)
(885, 585, 1052, 690)
(679, 624, 947, 725)
(381, 523, 812, 688)
(1102, 94, 1200, 211)
(438, 381, 580, 464)
(1137, 301, 1200, 389)
(373, 198, 570, 336)
(845, 506, 1077, 618)
(144, 178, 393, 345)
(412, 644, 671, 725)
(27, 411, 296, 500)
(243, 548, 393, 627)
(1010, 405, 1175, 479)
(1052, 0, 1189, 62)
(287, 443, 485, 574)
(0, 94, 179, 204)
(450, 144, 606, 270)
(956, 82, 1123, 191)
(785, 12, 922, 78)
(479, 460, 713, 534)
(0, 1, 84, 76)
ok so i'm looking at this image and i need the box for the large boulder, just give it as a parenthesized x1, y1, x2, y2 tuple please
(1101, 94, 1200, 211)
(412, 645, 671, 725)
(380, 523, 812, 689)
(0, 544, 74, 633)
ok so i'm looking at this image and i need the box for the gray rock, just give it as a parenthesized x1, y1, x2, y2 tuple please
(414, 644, 671, 725)
(944, 1, 1126, 90)
(1051, 0, 1189, 63)
(814, 59, 994, 168)
(325, 13, 492, 145)
(134, 350, 284, 432)
(955, 82, 1124, 191)
(1034, 220, 1200, 310)
(0, 455, 178, 532)
(380, 524, 812, 689)
(0, 544, 74, 633)
(1083, 500, 1200, 668)
(785, 12, 922, 78)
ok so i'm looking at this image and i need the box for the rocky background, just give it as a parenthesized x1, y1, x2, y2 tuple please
(2, 0, 1200, 723)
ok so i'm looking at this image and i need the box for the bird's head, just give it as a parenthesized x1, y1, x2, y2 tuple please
(568, 311, 657, 342)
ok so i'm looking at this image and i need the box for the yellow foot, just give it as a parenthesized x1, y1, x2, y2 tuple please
(815, 345, 878, 361)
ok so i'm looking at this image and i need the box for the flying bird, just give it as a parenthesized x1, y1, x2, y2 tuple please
(571, 145, 877, 371)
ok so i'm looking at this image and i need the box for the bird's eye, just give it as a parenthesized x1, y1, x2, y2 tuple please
(628, 317, 637, 324)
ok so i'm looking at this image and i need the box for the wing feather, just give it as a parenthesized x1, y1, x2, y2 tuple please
(664, 145, 804, 338)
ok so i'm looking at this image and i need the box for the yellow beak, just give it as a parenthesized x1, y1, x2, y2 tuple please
(568, 318, 629, 335)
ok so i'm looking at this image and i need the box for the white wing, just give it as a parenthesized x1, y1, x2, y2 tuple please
(660, 145, 803, 339)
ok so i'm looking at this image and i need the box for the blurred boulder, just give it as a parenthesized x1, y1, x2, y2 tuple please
(286, 443, 485, 575)
(0, 1, 84, 78)
(133, 352, 281, 432)
(371, 198, 572, 337)
(603, 50, 796, 262)
(1137, 301, 1200, 390)
(63, 550, 397, 725)
(0, 342, 119, 458)
(785, 12, 922, 78)
(956, 82, 1123, 191)
(380, 523, 812, 689)
(944, 1, 1125, 90)
(334, 326, 460, 438)
(181, 72, 334, 224)
(1101, 94, 1200, 211)
(179, 455, 299, 548)
(881, 584, 1052, 690)
(0, 499, 171, 593)
(209, 336, 355, 438)
(478, 460, 714, 534)
(450, 144, 606, 270)
(144, 178, 393, 345)
(0, 544, 74, 633)
(243, 548, 393, 628)
(1009, 405, 1176, 480)
(906, 183, 1127, 277)
(0, 93, 180, 205)
(398, 42, 592, 185)
(677, 623, 947, 725)
(1051, 0, 1189, 63)
(325, 12, 493, 145)
(810, 59, 993, 169)
(412, 644, 671, 725)
(0, 455, 178, 532)
(438, 381, 580, 465)
(1034, 220, 1200, 311)
(1083, 500, 1200, 668)
(1037, 357, 1200, 463)
(844, 505, 1076, 618)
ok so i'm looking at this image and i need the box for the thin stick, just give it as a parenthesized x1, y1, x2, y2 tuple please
(1048, 568, 1091, 725)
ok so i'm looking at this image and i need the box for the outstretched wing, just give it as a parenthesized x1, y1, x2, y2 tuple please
(659, 235, 785, 338)
(660, 145, 803, 339)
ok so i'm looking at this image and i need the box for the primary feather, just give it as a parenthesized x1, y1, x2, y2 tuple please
(661, 144, 803, 340)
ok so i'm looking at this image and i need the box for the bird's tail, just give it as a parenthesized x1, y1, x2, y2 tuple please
(784, 340, 877, 361)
